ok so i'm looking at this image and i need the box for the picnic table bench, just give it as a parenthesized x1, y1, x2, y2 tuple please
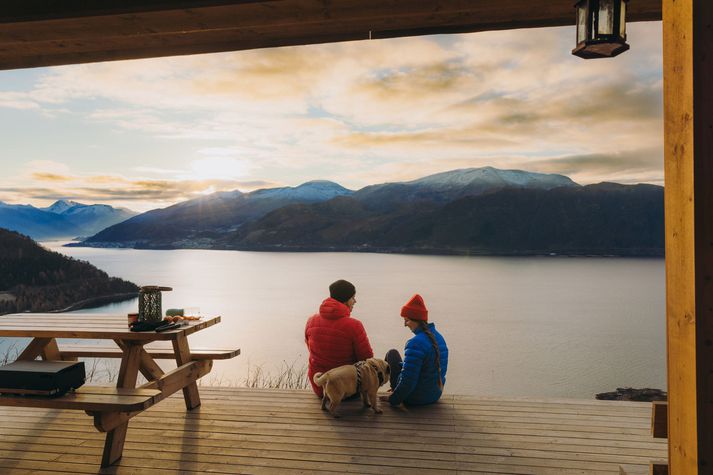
(58, 343, 240, 360)
(0, 313, 239, 467)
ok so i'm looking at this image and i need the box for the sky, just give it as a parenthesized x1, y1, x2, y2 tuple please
(0, 22, 663, 212)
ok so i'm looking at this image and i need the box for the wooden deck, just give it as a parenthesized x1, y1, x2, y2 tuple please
(0, 387, 667, 474)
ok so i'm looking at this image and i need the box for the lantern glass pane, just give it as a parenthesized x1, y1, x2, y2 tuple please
(619, 0, 627, 38)
(576, 4, 588, 43)
(598, 0, 615, 36)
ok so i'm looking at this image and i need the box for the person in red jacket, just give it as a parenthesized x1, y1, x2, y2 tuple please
(305, 279, 374, 397)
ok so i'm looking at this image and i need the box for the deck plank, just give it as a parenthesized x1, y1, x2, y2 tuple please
(0, 387, 666, 473)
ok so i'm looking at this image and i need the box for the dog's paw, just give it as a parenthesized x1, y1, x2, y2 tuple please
(373, 407, 383, 414)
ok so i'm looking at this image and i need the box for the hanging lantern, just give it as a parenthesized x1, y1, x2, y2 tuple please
(572, 0, 629, 59)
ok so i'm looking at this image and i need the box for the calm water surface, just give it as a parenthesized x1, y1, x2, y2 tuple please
(3, 244, 666, 398)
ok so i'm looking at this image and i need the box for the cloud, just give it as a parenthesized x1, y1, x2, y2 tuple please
(0, 92, 40, 110)
(188, 157, 250, 180)
(333, 127, 518, 151)
(522, 148, 664, 184)
(31, 172, 72, 182)
(133, 166, 187, 175)
(0, 21, 664, 208)
(0, 168, 278, 212)
(22, 160, 73, 176)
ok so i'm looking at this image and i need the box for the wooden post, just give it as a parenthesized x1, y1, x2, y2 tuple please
(652, 401, 668, 439)
(173, 334, 201, 410)
(663, 1, 713, 473)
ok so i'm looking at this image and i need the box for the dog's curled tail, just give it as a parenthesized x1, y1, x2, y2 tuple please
(313, 372, 328, 387)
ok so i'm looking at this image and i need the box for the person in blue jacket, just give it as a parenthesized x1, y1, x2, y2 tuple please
(380, 294, 448, 406)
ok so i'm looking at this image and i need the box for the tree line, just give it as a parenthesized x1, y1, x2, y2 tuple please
(0, 228, 138, 314)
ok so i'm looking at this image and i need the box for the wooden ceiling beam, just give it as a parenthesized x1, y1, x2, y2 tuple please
(0, 0, 662, 70)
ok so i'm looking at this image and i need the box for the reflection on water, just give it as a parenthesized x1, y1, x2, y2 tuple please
(2, 243, 666, 398)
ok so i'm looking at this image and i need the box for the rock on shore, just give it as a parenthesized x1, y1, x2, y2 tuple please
(596, 387, 667, 401)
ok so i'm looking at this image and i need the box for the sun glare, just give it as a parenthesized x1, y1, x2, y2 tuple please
(198, 186, 217, 195)
(190, 157, 248, 180)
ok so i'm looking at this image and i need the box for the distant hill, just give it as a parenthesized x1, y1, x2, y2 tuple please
(83, 180, 353, 248)
(220, 183, 664, 256)
(75, 167, 664, 256)
(43, 199, 137, 237)
(0, 199, 136, 239)
(0, 201, 82, 240)
(0, 228, 138, 314)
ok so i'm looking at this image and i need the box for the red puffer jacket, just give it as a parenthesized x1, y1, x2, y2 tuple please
(305, 298, 374, 397)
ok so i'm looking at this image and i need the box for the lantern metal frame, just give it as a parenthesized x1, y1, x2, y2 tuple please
(572, 0, 629, 59)
(138, 285, 172, 323)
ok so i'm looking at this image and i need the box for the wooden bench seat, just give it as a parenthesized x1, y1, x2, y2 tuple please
(58, 344, 240, 360)
(0, 386, 161, 412)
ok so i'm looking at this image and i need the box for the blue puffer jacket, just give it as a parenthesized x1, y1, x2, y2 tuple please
(389, 323, 448, 406)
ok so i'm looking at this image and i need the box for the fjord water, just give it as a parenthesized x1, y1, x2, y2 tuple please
(34, 244, 667, 398)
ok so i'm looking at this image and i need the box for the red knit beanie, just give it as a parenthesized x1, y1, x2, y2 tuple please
(400, 294, 428, 321)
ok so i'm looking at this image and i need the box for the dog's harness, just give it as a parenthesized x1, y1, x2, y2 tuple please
(354, 361, 385, 392)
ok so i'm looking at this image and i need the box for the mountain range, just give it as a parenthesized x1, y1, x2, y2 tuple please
(225, 183, 663, 255)
(76, 167, 664, 256)
(83, 180, 353, 246)
(0, 199, 137, 239)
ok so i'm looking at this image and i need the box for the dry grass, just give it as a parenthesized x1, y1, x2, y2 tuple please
(0, 339, 20, 365)
(83, 357, 119, 383)
(242, 360, 310, 389)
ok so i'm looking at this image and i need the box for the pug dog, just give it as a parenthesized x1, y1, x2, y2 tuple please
(313, 358, 391, 418)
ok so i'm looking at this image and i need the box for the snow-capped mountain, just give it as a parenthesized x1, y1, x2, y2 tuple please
(43, 199, 85, 214)
(250, 180, 353, 202)
(0, 200, 137, 239)
(0, 201, 81, 239)
(408, 167, 577, 190)
(353, 166, 580, 208)
(43, 200, 138, 236)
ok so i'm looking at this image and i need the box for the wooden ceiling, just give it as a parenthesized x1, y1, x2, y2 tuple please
(0, 0, 662, 70)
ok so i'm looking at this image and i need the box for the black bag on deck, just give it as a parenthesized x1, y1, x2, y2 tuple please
(0, 360, 85, 397)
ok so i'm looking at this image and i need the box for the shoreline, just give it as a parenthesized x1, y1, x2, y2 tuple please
(66, 241, 665, 258)
(51, 292, 137, 312)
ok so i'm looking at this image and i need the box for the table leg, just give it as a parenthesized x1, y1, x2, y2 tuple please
(101, 423, 129, 467)
(172, 334, 201, 410)
(114, 339, 164, 382)
(116, 341, 142, 389)
(100, 340, 143, 466)
(16, 338, 57, 361)
(40, 339, 61, 360)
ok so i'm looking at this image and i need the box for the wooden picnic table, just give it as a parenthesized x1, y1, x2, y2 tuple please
(0, 313, 236, 467)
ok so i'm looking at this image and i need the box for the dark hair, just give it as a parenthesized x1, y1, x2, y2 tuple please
(418, 320, 443, 390)
(329, 279, 356, 303)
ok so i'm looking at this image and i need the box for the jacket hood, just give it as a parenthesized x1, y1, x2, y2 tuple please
(319, 297, 351, 320)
